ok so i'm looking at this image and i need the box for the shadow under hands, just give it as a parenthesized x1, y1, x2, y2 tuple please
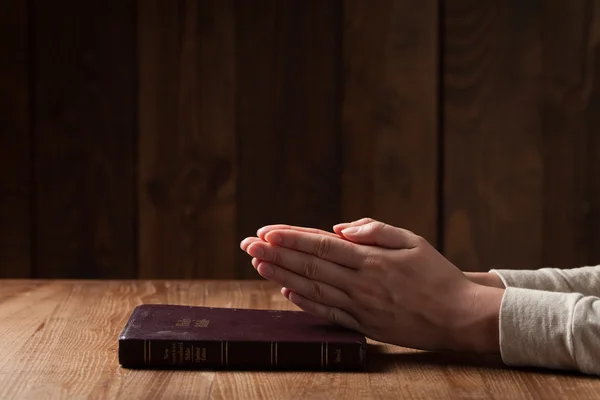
(366, 343, 504, 373)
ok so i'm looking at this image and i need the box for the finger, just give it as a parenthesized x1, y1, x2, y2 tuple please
(240, 236, 262, 251)
(257, 224, 339, 241)
(263, 230, 369, 269)
(281, 287, 291, 299)
(286, 291, 360, 331)
(247, 241, 354, 288)
(340, 221, 418, 249)
(332, 218, 375, 236)
(251, 257, 260, 268)
(255, 261, 351, 310)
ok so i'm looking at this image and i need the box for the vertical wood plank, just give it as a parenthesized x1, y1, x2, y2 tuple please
(33, 0, 137, 278)
(341, 0, 439, 245)
(235, 0, 342, 278)
(587, 6, 600, 265)
(443, 0, 600, 271)
(138, 0, 237, 278)
(540, 0, 600, 268)
(443, 1, 545, 271)
(0, 0, 30, 277)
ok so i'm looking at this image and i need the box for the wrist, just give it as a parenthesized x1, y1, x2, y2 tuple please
(451, 283, 504, 354)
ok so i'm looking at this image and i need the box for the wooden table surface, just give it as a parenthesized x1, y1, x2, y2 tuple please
(0, 280, 597, 399)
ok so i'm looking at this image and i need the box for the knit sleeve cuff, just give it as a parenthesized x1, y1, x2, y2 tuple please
(499, 287, 582, 372)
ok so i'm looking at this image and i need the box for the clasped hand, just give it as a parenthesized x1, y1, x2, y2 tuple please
(240, 218, 504, 354)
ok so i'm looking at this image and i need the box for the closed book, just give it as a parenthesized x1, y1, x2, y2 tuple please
(118, 304, 367, 371)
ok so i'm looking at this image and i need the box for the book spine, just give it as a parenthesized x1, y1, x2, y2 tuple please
(119, 339, 365, 371)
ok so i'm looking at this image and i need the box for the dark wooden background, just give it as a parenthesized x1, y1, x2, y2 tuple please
(1, 0, 599, 279)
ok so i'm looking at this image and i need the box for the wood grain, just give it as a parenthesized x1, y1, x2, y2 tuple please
(443, 0, 600, 271)
(32, 0, 137, 278)
(341, 0, 439, 245)
(540, 0, 600, 269)
(0, 0, 30, 277)
(443, 0, 545, 271)
(138, 0, 237, 279)
(0, 279, 598, 400)
(235, 0, 342, 278)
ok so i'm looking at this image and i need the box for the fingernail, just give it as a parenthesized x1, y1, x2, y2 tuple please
(341, 226, 360, 235)
(257, 225, 273, 236)
(267, 233, 282, 244)
(248, 244, 264, 258)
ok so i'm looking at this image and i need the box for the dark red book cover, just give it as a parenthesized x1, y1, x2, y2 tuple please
(118, 304, 367, 371)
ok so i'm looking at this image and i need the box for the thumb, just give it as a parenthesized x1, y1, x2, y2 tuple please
(340, 221, 418, 249)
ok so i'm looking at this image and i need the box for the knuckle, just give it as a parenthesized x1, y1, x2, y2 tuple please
(284, 232, 297, 248)
(302, 257, 319, 279)
(326, 308, 339, 324)
(270, 249, 282, 265)
(363, 221, 386, 235)
(315, 237, 332, 258)
(364, 256, 381, 270)
(361, 248, 382, 269)
(308, 282, 324, 301)
(413, 235, 428, 247)
(371, 221, 387, 231)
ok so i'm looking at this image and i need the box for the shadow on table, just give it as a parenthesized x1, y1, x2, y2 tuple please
(366, 343, 504, 373)
(366, 344, 592, 378)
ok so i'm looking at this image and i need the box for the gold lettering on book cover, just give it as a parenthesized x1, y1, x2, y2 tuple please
(178, 342, 184, 363)
(195, 347, 206, 362)
(171, 342, 177, 364)
(163, 347, 169, 360)
(335, 348, 341, 363)
(194, 319, 210, 328)
(185, 346, 191, 361)
(174, 317, 210, 328)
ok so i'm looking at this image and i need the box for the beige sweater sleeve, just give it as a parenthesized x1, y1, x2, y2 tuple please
(489, 266, 600, 375)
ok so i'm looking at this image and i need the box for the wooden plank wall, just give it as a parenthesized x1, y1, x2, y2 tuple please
(443, 0, 600, 271)
(33, 0, 137, 278)
(1, 0, 599, 279)
(0, 0, 30, 277)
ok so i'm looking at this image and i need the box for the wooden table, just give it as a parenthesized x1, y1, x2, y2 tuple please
(0, 280, 597, 399)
